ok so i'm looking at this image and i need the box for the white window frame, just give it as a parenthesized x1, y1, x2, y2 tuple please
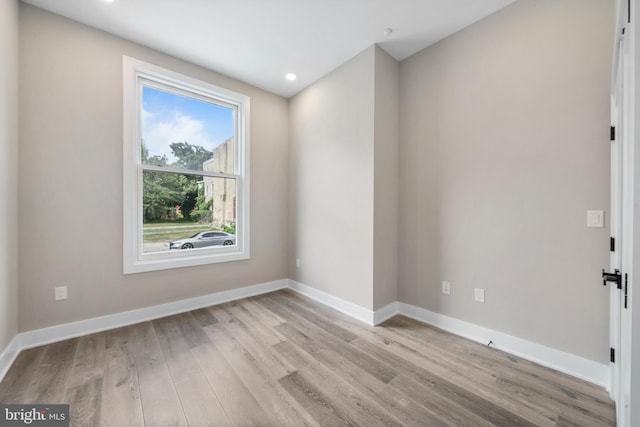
(123, 56, 250, 274)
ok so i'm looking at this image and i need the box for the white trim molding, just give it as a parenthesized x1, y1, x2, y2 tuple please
(1, 279, 305, 383)
(0, 278, 608, 390)
(0, 279, 285, 382)
(285, 282, 608, 387)
(373, 301, 399, 325)
(20, 279, 287, 351)
(0, 335, 21, 383)
(396, 302, 610, 388)
(288, 279, 375, 325)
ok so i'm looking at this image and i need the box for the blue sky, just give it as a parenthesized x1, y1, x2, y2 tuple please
(141, 85, 234, 164)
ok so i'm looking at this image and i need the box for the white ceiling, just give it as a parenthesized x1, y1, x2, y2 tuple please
(22, 0, 516, 98)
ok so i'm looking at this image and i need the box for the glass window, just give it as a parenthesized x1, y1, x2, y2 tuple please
(123, 57, 250, 274)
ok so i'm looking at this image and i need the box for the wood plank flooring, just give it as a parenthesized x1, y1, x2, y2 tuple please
(0, 290, 616, 426)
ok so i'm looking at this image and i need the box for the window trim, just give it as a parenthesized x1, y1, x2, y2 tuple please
(123, 56, 250, 274)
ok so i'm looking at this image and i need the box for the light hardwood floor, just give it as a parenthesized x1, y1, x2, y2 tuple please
(0, 290, 615, 426)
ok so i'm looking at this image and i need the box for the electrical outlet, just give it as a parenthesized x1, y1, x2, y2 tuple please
(442, 281, 451, 295)
(54, 286, 67, 301)
(296, 258, 300, 268)
(474, 288, 485, 303)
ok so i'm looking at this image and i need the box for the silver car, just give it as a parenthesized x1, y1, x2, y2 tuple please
(170, 231, 236, 249)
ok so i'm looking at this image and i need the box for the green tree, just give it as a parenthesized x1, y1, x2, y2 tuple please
(143, 171, 192, 220)
(141, 140, 213, 222)
(141, 140, 168, 167)
(170, 142, 213, 170)
(190, 182, 213, 222)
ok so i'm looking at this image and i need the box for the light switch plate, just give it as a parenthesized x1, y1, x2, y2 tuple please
(587, 210, 604, 228)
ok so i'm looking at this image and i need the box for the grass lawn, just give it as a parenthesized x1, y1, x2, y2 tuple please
(143, 222, 217, 243)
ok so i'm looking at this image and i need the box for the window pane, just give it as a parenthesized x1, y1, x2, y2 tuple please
(203, 176, 237, 230)
(142, 170, 237, 253)
(141, 85, 235, 173)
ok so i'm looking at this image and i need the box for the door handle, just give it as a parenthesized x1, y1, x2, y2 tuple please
(602, 269, 622, 289)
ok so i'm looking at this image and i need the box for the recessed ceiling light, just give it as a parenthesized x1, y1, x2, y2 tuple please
(383, 28, 393, 36)
(104, 0, 115, 3)
(285, 73, 297, 81)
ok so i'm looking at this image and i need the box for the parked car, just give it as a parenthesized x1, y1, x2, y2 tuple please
(170, 231, 236, 249)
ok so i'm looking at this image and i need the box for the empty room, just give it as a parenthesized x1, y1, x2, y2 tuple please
(1, 0, 639, 426)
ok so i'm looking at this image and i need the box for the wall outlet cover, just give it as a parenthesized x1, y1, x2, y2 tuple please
(474, 288, 485, 303)
(442, 281, 451, 295)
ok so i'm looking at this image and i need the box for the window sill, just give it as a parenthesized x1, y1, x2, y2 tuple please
(123, 247, 250, 274)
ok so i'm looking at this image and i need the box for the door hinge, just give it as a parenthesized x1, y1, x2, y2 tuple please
(610, 237, 615, 252)
(624, 274, 629, 309)
(602, 269, 622, 289)
(611, 126, 616, 141)
(611, 347, 615, 363)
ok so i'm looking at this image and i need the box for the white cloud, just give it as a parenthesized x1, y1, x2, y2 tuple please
(141, 107, 154, 124)
(142, 108, 215, 163)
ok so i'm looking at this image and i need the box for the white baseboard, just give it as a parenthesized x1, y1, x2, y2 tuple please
(288, 279, 375, 325)
(284, 283, 608, 387)
(373, 301, 399, 325)
(19, 279, 288, 351)
(0, 279, 285, 382)
(0, 335, 20, 383)
(397, 302, 610, 388)
(0, 277, 609, 390)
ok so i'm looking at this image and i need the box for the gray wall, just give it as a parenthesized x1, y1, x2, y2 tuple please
(18, 4, 289, 332)
(0, 0, 19, 351)
(398, 0, 613, 363)
(289, 47, 376, 309)
(373, 46, 400, 310)
(289, 45, 400, 312)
